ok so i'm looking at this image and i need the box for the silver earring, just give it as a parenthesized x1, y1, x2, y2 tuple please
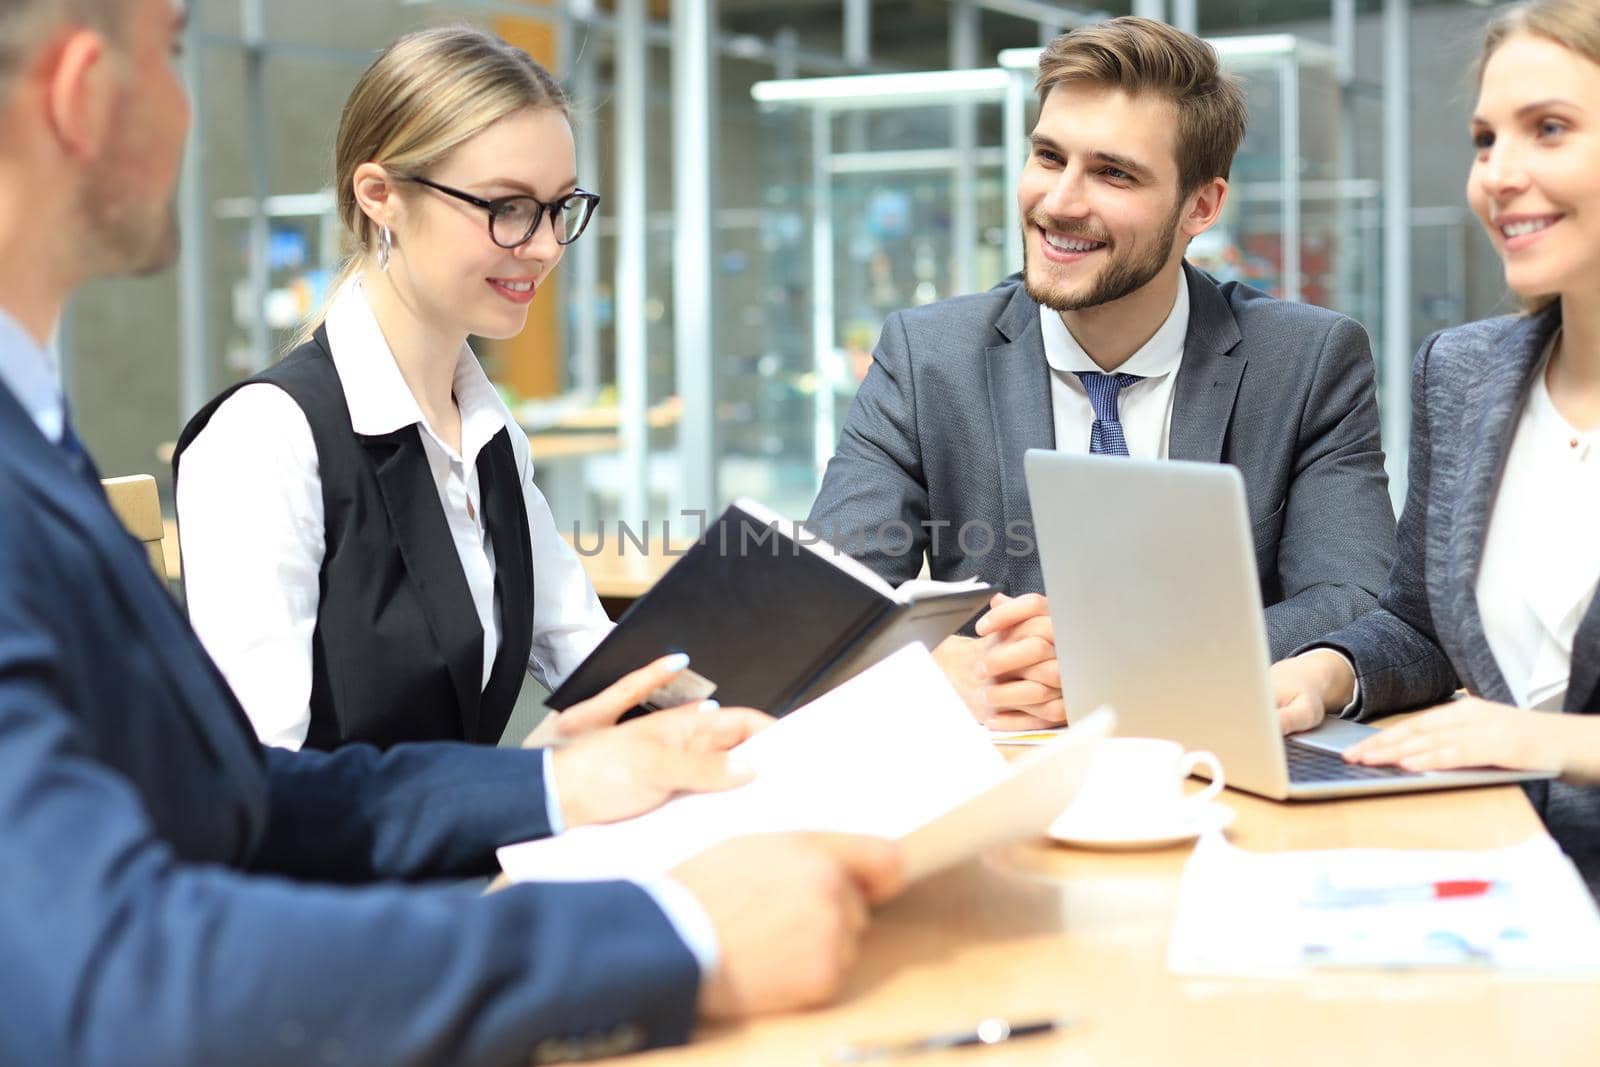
(378, 225, 393, 272)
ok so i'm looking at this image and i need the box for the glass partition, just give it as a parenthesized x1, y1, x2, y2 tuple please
(746, 72, 1012, 518)
(748, 36, 1375, 520)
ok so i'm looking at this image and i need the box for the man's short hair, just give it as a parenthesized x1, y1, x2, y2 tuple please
(1035, 16, 1247, 196)
(0, 0, 131, 87)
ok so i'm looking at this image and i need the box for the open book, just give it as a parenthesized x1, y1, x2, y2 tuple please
(546, 498, 994, 717)
(503, 644, 1114, 885)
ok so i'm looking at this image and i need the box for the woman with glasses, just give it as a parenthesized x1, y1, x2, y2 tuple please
(174, 27, 687, 750)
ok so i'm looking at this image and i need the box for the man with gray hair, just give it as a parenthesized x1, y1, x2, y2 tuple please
(0, 3, 900, 1064)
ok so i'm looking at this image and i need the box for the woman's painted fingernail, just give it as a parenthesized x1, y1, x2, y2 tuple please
(663, 652, 691, 672)
(698, 699, 721, 713)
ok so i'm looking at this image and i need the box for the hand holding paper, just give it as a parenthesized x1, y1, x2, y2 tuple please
(675, 833, 904, 1018)
(548, 703, 774, 829)
(501, 643, 1113, 885)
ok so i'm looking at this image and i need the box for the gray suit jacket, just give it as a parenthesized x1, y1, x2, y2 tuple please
(808, 263, 1397, 659)
(1317, 305, 1600, 891)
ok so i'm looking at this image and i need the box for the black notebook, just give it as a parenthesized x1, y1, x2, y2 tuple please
(546, 499, 994, 718)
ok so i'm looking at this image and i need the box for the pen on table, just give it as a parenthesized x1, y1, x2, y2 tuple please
(829, 1017, 1072, 1062)
(1304, 879, 1503, 908)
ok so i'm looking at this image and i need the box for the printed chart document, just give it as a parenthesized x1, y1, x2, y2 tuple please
(500, 643, 1112, 884)
(1168, 832, 1600, 977)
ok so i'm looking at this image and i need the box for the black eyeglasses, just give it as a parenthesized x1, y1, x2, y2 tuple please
(405, 176, 601, 248)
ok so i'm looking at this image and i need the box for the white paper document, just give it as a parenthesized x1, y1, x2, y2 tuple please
(499, 643, 1112, 884)
(1167, 832, 1600, 977)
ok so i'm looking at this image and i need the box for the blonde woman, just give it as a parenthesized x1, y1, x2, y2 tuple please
(1270, 0, 1600, 889)
(176, 28, 685, 749)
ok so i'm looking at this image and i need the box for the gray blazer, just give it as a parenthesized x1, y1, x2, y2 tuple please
(1318, 305, 1600, 891)
(808, 262, 1397, 659)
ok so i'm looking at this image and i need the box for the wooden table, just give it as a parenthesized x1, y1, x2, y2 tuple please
(619, 783, 1600, 1066)
(527, 397, 683, 433)
(528, 430, 622, 461)
(562, 533, 684, 616)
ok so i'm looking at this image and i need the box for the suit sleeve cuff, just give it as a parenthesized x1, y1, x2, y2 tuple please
(539, 753, 714, 982)
(1297, 644, 1362, 718)
(541, 749, 565, 835)
(637, 878, 719, 985)
(1343, 672, 1362, 718)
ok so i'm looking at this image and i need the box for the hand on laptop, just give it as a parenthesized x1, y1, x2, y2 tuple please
(1269, 650, 1358, 734)
(973, 593, 1065, 730)
(677, 832, 904, 1018)
(550, 704, 772, 828)
(1342, 697, 1573, 776)
(524, 653, 703, 745)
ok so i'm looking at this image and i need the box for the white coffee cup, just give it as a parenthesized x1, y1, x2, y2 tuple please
(1056, 737, 1224, 832)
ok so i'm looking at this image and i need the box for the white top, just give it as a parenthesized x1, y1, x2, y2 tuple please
(177, 278, 612, 749)
(2, 304, 715, 980)
(1040, 276, 1188, 458)
(0, 309, 62, 443)
(1476, 337, 1600, 710)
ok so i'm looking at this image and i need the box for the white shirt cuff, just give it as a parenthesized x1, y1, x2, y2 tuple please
(637, 877, 720, 984)
(1327, 650, 1362, 717)
(541, 749, 565, 836)
(537, 753, 718, 982)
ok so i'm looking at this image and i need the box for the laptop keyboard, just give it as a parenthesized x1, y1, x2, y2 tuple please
(1285, 738, 1425, 782)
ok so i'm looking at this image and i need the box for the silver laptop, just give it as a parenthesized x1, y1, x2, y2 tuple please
(1024, 450, 1551, 800)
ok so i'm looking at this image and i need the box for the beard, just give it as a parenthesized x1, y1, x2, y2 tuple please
(83, 181, 181, 278)
(79, 80, 183, 278)
(1023, 196, 1184, 313)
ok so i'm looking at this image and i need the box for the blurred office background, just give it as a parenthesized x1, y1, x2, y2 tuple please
(69, 0, 1510, 533)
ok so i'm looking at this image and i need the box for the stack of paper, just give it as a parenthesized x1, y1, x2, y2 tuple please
(498, 643, 1113, 884)
(1167, 832, 1600, 976)
(988, 726, 1067, 747)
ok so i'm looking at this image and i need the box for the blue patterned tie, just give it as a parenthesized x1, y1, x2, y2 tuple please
(1074, 372, 1144, 457)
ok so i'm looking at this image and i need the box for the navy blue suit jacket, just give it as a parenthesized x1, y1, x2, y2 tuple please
(0, 384, 699, 1066)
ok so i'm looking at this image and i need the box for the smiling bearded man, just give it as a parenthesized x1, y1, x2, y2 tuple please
(807, 15, 1397, 733)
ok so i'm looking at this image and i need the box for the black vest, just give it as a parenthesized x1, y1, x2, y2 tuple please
(174, 327, 535, 750)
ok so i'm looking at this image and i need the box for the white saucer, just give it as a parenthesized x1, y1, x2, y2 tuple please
(1047, 800, 1235, 851)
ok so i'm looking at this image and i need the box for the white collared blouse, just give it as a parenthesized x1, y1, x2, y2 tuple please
(1476, 337, 1600, 710)
(177, 278, 611, 749)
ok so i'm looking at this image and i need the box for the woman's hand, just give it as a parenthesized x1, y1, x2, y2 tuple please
(523, 652, 700, 746)
(1268, 649, 1358, 735)
(550, 703, 773, 828)
(1343, 696, 1569, 774)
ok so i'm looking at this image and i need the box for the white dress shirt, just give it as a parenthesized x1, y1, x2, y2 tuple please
(0, 310, 64, 445)
(1041, 277, 1189, 457)
(178, 278, 612, 750)
(1476, 338, 1600, 710)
